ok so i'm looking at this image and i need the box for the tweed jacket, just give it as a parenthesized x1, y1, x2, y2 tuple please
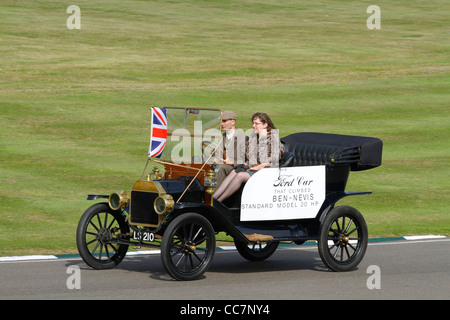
(222, 128, 248, 165)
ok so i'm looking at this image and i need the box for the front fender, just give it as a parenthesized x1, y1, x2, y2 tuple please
(169, 202, 249, 243)
(87, 194, 109, 200)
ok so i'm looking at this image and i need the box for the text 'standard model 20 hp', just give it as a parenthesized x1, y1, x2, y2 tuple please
(76, 107, 383, 280)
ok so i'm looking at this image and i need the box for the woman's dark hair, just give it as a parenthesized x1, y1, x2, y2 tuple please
(251, 112, 276, 131)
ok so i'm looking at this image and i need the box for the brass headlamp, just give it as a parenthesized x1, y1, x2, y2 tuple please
(154, 194, 175, 215)
(109, 191, 129, 211)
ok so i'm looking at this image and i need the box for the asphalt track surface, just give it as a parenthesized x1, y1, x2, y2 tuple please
(1, 237, 449, 301)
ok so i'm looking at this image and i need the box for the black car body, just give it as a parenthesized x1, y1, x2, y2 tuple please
(77, 107, 382, 280)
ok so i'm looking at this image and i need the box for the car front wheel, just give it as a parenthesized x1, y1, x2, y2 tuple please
(161, 213, 216, 281)
(76, 203, 129, 269)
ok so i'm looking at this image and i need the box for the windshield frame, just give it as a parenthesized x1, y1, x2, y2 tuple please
(155, 107, 223, 165)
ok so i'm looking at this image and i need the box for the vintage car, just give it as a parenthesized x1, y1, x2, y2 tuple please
(76, 107, 383, 280)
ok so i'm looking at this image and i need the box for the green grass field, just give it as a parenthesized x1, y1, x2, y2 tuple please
(1, 0, 449, 256)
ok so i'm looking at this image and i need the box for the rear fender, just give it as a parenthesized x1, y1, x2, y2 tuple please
(305, 191, 371, 237)
(318, 191, 371, 224)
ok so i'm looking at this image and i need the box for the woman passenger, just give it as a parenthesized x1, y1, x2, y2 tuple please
(214, 112, 284, 202)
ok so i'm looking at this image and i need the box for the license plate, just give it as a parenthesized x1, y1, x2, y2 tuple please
(133, 231, 155, 242)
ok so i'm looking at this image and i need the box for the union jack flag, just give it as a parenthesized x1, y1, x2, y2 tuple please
(148, 107, 167, 158)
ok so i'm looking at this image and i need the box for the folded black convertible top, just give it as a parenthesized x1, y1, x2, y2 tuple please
(281, 132, 383, 171)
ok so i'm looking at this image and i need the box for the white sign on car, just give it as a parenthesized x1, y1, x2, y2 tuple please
(240, 166, 326, 221)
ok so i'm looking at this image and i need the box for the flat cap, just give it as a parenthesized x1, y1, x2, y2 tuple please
(222, 110, 237, 120)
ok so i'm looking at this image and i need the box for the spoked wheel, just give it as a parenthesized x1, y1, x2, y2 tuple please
(161, 213, 216, 281)
(235, 240, 279, 261)
(76, 203, 129, 269)
(318, 205, 368, 272)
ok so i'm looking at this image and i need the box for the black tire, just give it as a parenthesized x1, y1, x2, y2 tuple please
(318, 205, 368, 272)
(76, 203, 129, 269)
(161, 213, 216, 281)
(235, 240, 279, 261)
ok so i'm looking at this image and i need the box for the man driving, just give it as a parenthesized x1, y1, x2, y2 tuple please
(215, 110, 247, 187)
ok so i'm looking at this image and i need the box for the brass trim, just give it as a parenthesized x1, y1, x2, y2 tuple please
(163, 106, 222, 112)
(151, 159, 206, 172)
(176, 140, 223, 203)
(128, 180, 166, 227)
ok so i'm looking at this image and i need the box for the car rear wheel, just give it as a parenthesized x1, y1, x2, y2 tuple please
(161, 213, 216, 281)
(318, 205, 368, 272)
(76, 203, 130, 269)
